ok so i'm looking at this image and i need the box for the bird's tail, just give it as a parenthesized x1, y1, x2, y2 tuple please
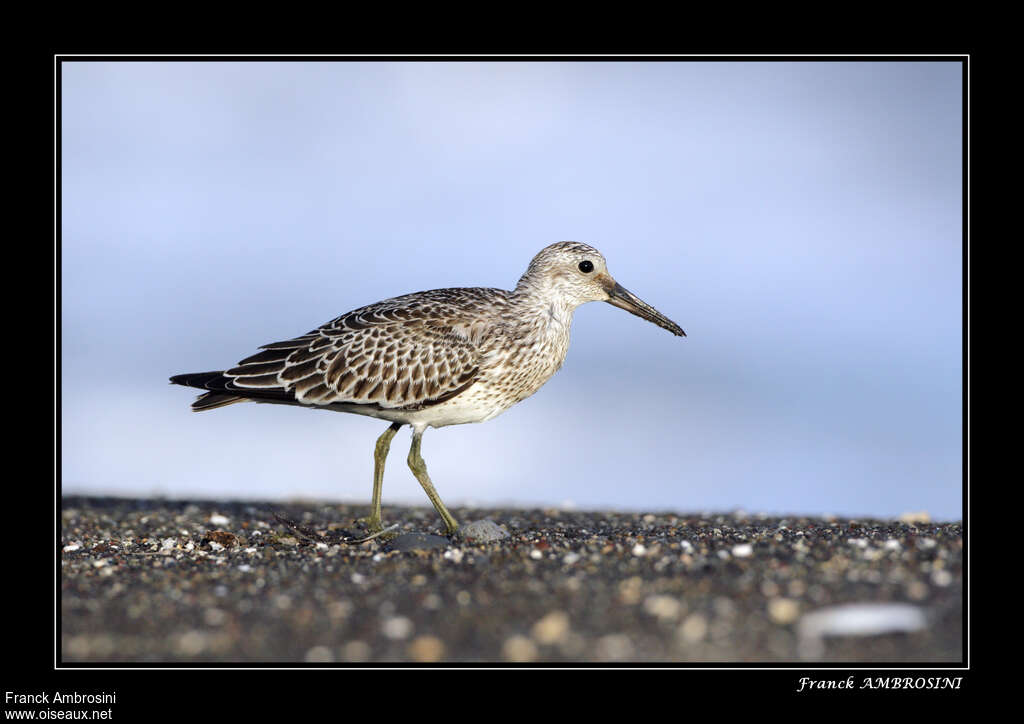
(169, 371, 248, 412)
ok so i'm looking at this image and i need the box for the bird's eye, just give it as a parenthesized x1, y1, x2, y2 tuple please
(578, 260, 594, 273)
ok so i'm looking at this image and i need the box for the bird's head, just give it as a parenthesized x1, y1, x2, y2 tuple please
(517, 241, 685, 337)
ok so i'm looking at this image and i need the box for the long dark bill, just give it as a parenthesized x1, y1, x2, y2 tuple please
(605, 281, 686, 337)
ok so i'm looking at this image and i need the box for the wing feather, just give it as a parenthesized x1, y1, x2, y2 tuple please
(221, 288, 509, 410)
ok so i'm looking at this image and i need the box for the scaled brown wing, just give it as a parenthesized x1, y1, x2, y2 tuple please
(223, 290, 498, 410)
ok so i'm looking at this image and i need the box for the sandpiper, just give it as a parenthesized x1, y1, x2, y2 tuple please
(171, 241, 684, 536)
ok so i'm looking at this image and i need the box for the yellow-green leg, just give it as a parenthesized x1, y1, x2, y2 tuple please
(407, 428, 460, 536)
(359, 422, 401, 533)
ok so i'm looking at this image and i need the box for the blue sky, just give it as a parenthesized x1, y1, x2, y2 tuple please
(61, 60, 964, 521)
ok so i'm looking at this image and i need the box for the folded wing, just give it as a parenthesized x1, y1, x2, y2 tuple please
(216, 288, 505, 411)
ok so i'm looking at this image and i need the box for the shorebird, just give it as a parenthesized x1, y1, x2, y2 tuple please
(171, 241, 684, 536)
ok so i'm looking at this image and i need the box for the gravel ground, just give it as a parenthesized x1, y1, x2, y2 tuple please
(59, 496, 963, 664)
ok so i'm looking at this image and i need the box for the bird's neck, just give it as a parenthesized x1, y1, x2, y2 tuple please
(509, 282, 577, 338)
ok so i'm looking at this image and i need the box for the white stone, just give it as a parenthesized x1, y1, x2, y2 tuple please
(731, 543, 753, 558)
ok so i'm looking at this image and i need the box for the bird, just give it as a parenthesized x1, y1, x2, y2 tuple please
(170, 241, 685, 537)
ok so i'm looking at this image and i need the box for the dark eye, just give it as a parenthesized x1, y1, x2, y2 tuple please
(578, 260, 594, 273)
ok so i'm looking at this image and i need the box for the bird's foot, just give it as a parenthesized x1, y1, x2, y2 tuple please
(273, 511, 336, 544)
(345, 522, 401, 544)
(355, 514, 383, 533)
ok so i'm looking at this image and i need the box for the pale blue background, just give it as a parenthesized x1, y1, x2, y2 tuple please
(61, 61, 964, 521)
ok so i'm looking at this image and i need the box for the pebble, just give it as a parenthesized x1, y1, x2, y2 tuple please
(767, 597, 800, 624)
(618, 576, 643, 605)
(898, 511, 931, 524)
(389, 533, 450, 552)
(731, 543, 753, 558)
(304, 645, 334, 662)
(407, 635, 446, 662)
(797, 602, 927, 651)
(59, 497, 962, 663)
(595, 634, 634, 660)
(905, 580, 929, 600)
(531, 611, 570, 645)
(174, 630, 207, 656)
(502, 635, 538, 662)
(382, 616, 413, 640)
(327, 600, 353, 620)
(341, 641, 372, 662)
(458, 519, 510, 543)
(678, 614, 708, 643)
(643, 595, 682, 622)
(203, 608, 227, 626)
